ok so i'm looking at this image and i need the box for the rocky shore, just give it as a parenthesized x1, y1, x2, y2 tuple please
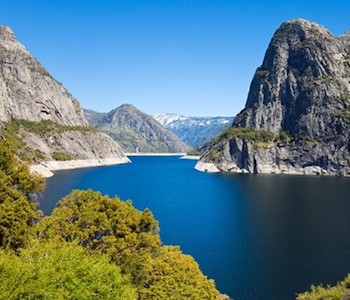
(126, 152, 186, 156)
(30, 157, 131, 178)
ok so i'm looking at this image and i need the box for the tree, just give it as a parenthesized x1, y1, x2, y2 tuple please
(0, 241, 135, 300)
(297, 274, 350, 300)
(134, 246, 220, 300)
(38, 189, 222, 299)
(38, 189, 161, 264)
(0, 140, 44, 250)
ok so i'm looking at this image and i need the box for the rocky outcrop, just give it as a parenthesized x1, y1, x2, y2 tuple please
(21, 129, 127, 161)
(0, 25, 128, 173)
(340, 30, 350, 50)
(197, 19, 350, 176)
(85, 104, 190, 153)
(29, 131, 130, 177)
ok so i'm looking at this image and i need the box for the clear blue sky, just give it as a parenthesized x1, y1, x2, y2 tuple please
(0, 0, 348, 116)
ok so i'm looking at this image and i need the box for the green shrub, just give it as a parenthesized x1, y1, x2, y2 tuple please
(135, 246, 219, 300)
(297, 274, 350, 300)
(2, 119, 94, 162)
(278, 130, 293, 142)
(223, 127, 274, 143)
(0, 140, 44, 251)
(187, 148, 201, 156)
(52, 151, 73, 161)
(38, 190, 221, 299)
(34, 149, 46, 160)
(0, 241, 135, 300)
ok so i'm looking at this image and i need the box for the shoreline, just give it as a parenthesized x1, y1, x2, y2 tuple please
(30, 154, 197, 179)
(30, 157, 131, 178)
(126, 152, 186, 156)
(194, 161, 220, 173)
(180, 155, 201, 160)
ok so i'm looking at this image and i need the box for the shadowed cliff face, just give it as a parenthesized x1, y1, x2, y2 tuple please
(199, 19, 350, 176)
(0, 26, 87, 126)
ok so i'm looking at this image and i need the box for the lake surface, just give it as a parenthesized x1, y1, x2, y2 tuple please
(38, 156, 350, 300)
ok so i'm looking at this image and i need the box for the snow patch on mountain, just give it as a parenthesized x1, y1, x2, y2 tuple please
(154, 114, 234, 147)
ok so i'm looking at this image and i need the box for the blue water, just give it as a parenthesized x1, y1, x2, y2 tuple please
(38, 156, 350, 300)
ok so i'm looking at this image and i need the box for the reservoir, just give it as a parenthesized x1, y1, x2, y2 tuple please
(38, 156, 350, 300)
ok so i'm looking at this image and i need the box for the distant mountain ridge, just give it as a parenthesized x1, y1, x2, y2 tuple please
(154, 113, 234, 147)
(85, 105, 189, 153)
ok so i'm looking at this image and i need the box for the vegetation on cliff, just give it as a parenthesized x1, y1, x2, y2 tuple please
(2, 119, 95, 162)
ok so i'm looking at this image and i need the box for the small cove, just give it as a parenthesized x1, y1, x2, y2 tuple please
(38, 156, 350, 300)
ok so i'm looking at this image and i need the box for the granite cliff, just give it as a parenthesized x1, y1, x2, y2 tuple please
(85, 104, 190, 153)
(0, 25, 128, 176)
(197, 19, 350, 176)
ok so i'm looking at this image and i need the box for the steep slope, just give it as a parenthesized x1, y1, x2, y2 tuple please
(0, 26, 86, 126)
(339, 30, 350, 50)
(154, 113, 234, 147)
(0, 25, 128, 175)
(85, 105, 190, 153)
(197, 19, 350, 176)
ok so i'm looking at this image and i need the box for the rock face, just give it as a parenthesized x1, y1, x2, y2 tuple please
(85, 104, 190, 153)
(0, 25, 128, 171)
(154, 113, 234, 147)
(0, 26, 87, 126)
(198, 19, 350, 176)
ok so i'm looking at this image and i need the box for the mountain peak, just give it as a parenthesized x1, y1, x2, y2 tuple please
(85, 106, 189, 153)
(271, 19, 333, 45)
(0, 25, 16, 40)
(198, 19, 350, 176)
(118, 103, 137, 110)
(0, 25, 28, 53)
(241, 18, 348, 135)
(280, 18, 331, 34)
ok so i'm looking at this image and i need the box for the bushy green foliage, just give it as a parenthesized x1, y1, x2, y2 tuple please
(38, 189, 221, 299)
(0, 241, 135, 300)
(187, 148, 201, 156)
(38, 189, 161, 265)
(135, 246, 219, 300)
(0, 140, 44, 250)
(5, 119, 94, 135)
(278, 130, 293, 142)
(297, 274, 350, 300)
(222, 127, 275, 144)
(52, 151, 73, 161)
(205, 127, 275, 161)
